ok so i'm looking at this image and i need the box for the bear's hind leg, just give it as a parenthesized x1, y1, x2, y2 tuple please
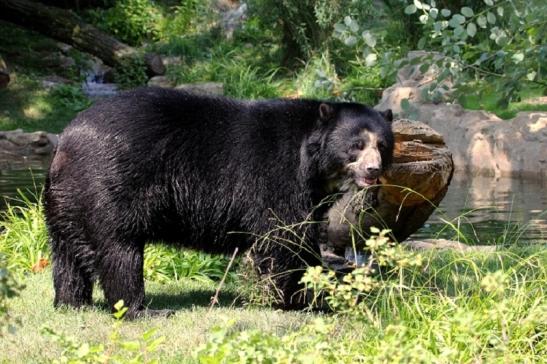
(52, 236, 94, 308)
(97, 242, 174, 319)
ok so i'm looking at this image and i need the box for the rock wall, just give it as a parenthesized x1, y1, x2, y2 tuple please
(376, 52, 546, 180)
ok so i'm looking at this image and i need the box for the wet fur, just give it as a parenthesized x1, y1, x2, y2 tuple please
(44, 87, 393, 316)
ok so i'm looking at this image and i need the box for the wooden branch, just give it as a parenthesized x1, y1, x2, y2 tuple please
(0, 0, 165, 76)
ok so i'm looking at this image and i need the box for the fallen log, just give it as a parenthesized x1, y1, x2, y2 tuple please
(0, 0, 165, 76)
(324, 119, 455, 258)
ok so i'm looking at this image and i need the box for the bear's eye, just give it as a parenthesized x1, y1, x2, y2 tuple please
(351, 140, 364, 150)
(378, 141, 387, 151)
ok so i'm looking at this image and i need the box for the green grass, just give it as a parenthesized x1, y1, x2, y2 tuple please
(0, 272, 311, 363)
(1, 246, 545, 363)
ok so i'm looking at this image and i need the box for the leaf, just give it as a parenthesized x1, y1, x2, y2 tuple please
(512, 53, 524, 63)
(449, 14, 465, 28)
(467, 22, 477, 37)
(461, 7, 474, 17)
(419, 14, 429, 24)
(527, 71, 537, 81)
(454, 26, 465, 37)
(419, 63, 430, 74)
(417, 37, 426, 49)
(344, 35, 357, 46)
(453, 44, 461, 53)
(365, 53, 377, 66)
(414, 0, 423, 9)
(477, 15, 487, 28)
(441, 9, 451, 17)
(334, 23, 346, 32)
(362, 31, 376, 48)
(344, 16, 353, 27)
(487, 12, 496, 24)
(484, 0, 493, 5)
(429, 8, 439, 19)
(404, 4, 417, 14)
(497, 6, 504, 17)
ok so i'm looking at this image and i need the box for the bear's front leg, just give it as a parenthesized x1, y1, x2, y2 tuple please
(96, 241, 174, 319)
(248, 233, 322, 310)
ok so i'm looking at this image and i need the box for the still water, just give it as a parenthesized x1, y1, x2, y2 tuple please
(1, 167, 545, 244)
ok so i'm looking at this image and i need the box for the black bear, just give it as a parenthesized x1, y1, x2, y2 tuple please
(44, 87, 393, 318)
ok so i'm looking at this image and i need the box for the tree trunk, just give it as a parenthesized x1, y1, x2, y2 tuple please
(0, 0, 165, 76)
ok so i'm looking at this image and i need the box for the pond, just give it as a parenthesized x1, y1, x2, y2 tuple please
(1, 166, 545, 244)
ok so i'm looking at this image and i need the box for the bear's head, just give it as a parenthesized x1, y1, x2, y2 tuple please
(302, 102, 394, 193)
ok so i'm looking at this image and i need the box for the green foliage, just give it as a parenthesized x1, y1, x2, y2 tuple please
(43, 300, 165, 363)
(159, 0, 201, 39)
(198, 229, 547, 363)
(247, 0, 352, 62)
(295, 53, 340, 99)
(88, 0, 162, 46)
(51, 85, 92, 112)
(0, 191, 49, 276)
(0, 193, 230, 283)
(114, 56, 149, 89)
(196, 318, 339, 363)
(0, 255, 23, 337)
(400, 0, 546, 108)
(144, 244, 233, 283)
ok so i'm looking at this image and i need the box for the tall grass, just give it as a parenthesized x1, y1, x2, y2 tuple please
(0, 191, 49, 275)
(0, 192, 230, 283)
(199, 240, 547, 363)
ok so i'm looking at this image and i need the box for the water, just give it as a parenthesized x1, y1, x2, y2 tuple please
(1, 167, 545, 243)
(411, 174, 547, 244)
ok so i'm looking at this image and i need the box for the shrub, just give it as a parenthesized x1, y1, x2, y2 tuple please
(88, 0, 162, 46)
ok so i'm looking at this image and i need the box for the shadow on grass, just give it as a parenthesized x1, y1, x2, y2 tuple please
(91, 287, 243, 315)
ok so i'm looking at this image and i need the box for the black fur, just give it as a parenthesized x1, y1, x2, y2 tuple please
(44, 87, 393, 317)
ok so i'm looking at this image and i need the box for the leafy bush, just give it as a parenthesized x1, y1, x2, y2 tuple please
(247, 0, 352, 63)
(88, 0, 162, 45)
(401, 0, 546, 107)
(295, 53, 340, 99)
(51, 85, 92, 112)
(114, 56, 149, 89)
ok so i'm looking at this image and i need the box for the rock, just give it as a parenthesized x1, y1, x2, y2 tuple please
(41, 75, 72, 89)
(175, 82, 224, 95)
(403, 239, 497, 252)
(144, 53, 166, 76)
(376, 52, 547, 179)
(147, 76, 174, 88)
(162, 56, 183, 67)
(0, 130, 57, 169)
(221, 2, 248, 39)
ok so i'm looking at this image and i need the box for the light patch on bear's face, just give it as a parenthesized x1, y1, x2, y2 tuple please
(346, 130, 383, 188)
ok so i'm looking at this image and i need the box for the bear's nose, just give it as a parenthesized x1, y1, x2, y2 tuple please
(365, 166, 380, 176)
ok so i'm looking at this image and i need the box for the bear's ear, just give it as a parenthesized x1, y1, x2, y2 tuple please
(380, 109, 393, 123)
(319, 103, 334, 122)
